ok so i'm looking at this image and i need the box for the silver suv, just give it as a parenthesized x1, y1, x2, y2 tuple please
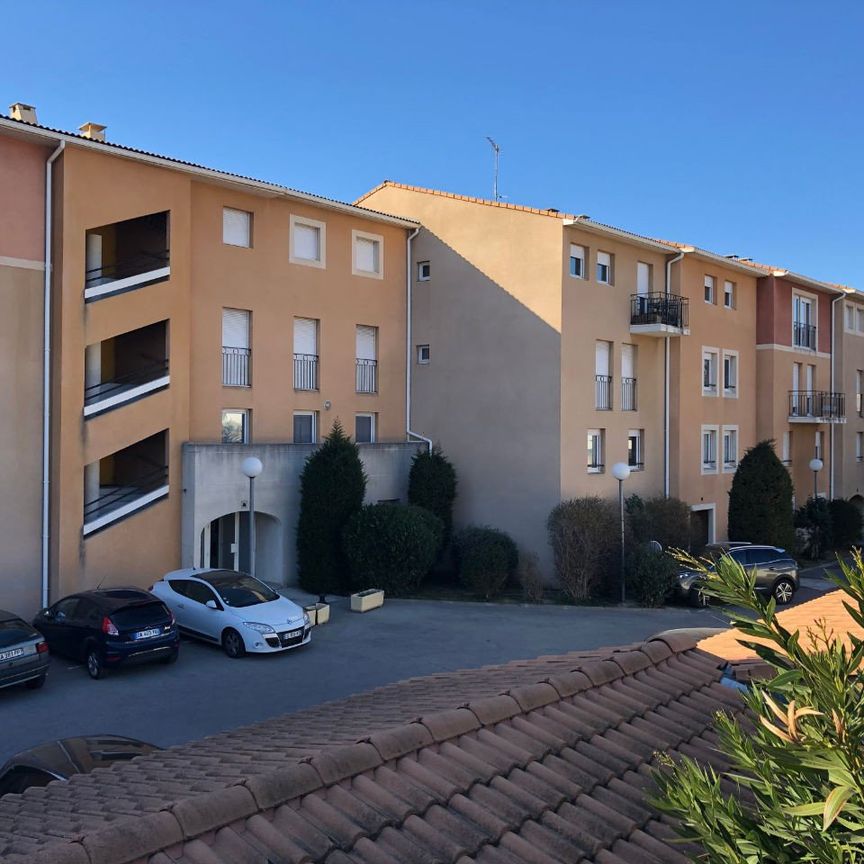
(677, 543, 799, 606)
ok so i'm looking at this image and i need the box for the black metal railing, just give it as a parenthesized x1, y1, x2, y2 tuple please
(222, 346, 250, 386)
(588, 461, 605, 472)
(83, 464, 168, 524)
(627, 461, 644, 470)
(788, 391, 845, 421)
(85, 250, 170, 288)
(595, 375, 612, 410)
(356, 359, 377, 394)
(293, 353, 319, 391)
(630, 292, 689, 329)
(702, 459, 717, 471)
(793, 321, 816, 350)
(84, 359, 169, 406)
(621, 377, 637, 411)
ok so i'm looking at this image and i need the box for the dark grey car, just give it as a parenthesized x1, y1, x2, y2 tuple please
(677, 543, 799, 606)
(0, 610, 50, 691)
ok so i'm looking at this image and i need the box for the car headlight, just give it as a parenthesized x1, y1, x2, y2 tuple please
(303, 612, 311, 626)
(243, 622, 275, 634)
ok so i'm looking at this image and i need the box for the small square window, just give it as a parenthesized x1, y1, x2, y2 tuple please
(290, 215, 326, 268)
(418, 261, 431, 281)
(221, 409, 249, 444)
(355, 414, 376, 444)
(701, 426, 718, 473)
(722, 427, 738, 471)
(353, 230, 383, 278)
(723, 351, 738, 396)
(223, 208, 252, 248)
(293, 411, 317, 444)
(569, 244, 585, 279)
(417, 344, 430, 364)
(596, 251, 612, 284)
(702, 349, 718, 394)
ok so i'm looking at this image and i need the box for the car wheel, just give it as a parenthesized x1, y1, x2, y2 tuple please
(222, 629, 246, 659)
(86, 647, 104, 680)
(25, 674, 46, 690)
(773, 578, 796, 606)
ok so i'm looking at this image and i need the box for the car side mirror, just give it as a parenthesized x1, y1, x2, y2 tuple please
(40, 609, 53, 620)
(206, 600, 218, 610)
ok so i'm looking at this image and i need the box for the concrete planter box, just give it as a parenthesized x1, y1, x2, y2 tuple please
(350, 589, 384, 613)
(304, 603, 330, 626)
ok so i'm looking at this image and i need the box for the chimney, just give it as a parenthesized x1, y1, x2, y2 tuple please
(79, 122, 107, 142)
(9, 102, 37, 124)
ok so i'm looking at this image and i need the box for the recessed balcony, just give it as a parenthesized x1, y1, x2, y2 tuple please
(629, 292, 689, 336)
(788, 391, 846, 424)
(84, 211, 170, 302)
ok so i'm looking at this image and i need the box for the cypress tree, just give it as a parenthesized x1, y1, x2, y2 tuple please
(407, 446, 458, 546)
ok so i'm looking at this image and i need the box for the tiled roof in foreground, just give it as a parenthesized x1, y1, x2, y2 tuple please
(2, 633, 743, 864)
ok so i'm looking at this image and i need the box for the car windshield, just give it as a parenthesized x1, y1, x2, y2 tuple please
(0, 619, 34, 648)
(206, 574, 279, 608)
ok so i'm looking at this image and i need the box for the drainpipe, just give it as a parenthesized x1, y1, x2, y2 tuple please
(664, 251, 685, 498)
(405, 227, 432, 454)
(41, 141, 65, 609)
(829, 292, 844, 500)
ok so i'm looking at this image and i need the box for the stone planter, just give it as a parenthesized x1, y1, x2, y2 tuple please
(304, 602, 330, 626)
(350, 588, 384, 613)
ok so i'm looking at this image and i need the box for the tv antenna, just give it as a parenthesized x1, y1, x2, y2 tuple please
(486, 137, 501, 201)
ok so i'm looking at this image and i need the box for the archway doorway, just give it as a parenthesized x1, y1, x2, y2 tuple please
(199, 511, 283, 584)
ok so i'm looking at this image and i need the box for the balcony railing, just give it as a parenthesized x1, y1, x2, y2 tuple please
(788, 390, 846, 423)
(793, 321, 816, 350)
(222, 346, 251, 387)
(595, 375, 612, 410)
(84, 251, 170, 301)
(356, 359, 377, 394)
(84, 360, 169, 417)
(293, 353, 319, 391)
(83, 464, 169, 536)
(621, 377, 637, 411)
(630, 292, 689, 331)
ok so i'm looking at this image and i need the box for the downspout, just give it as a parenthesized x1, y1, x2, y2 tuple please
(829, 292, 844, 500)
(404, 227, 432, 453)
(664, 251, 685, 498)
(42, 141, 65, 608)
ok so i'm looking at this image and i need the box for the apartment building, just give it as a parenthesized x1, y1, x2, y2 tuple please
(834, 289, 864, 506)
(0, 107, 418, 613)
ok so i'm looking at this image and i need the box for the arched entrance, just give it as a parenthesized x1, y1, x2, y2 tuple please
(199, 511, 284, 584)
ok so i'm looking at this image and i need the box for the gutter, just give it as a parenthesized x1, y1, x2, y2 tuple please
(404, 227, 432, 454)
(561, 217, 673, 254)
(42, 140, 65, 609)
(664, 251, 685, 498)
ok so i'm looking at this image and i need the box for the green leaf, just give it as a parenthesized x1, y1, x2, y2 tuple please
(786, 801, 824, 817)
(823, 785, 855, 830)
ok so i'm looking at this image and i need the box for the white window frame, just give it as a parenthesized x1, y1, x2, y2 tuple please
(417, 344, 430, 365)
(352, 229, 384, 279)
(587, 429, 604, 474)
(596, 251, 613, 285)
(702, 347, 719, 396)
(845, 304, 856, 333)
(722, 349, 739, 398)
(569, 244, 586, 279)
(636, 262, 651, 295)
(704, 275, 715, 304)
(722, 425, 739, 473)
(355, 413, 376, 444)
(690, 503, 717, 544)
(816, 430, 824, 460)
(293, 410, 317, 444)
(627, 429, 644, 470)
(792, 289, 818, 350)
(857, 307, 864, 334)
(221, 409, 250, 444)
(723, 280, 735, 309)
(417, 260, 431, 281)
(782, 430, 792, 466)
(701, 424, 719, 474)
(222, 207, 252, 248)
(289, 215, 326, 268)
(857, 431, 863, 463)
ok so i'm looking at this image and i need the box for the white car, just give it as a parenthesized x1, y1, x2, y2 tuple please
(151, 569, 311, 658)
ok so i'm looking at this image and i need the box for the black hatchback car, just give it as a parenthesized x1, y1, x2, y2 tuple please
(33, 589, 179, 679)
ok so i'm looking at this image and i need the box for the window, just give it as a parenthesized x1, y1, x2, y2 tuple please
(595, 341, 612, 410)
(793, 294, 815, 349)
(355, 414, 376, 444)
(722, 427, 738, 471)
(417, 344, 430, 364)
(621, 343, 637, 410)
(815, 430, 824, 459)
(857, 370, 863, 416)
(569, 244, 585, 278)
(701, 426, 718, 473)
(596, 251, 612, 284)
(857, 432, 863, 463)
(222, 208, 251, 247)
(221, 409, 249, 444)
(222, 308, 251, 387)
(587, 429, 604, 473)
(702, 348, 718, 395)
(293, 411, 317, 444)
(289, 215, 325, 267)
(846, 304, 855, 331)
(356, 325, 378, 393)
(627, 429, 643, 469)
(858, 308, 864, 333)
(723, 280, 735, 309)
(704, 275, 715, 304)
(636, 262, 651, 295)
(722, 350, 738, 396)
(782, 430, 792, 465)
(352, 230, 383, 278)
(418, 261, 431, 281)
(293, 318, 319, 391)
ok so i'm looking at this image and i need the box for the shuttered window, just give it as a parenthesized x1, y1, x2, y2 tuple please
(569, 244, 585, 278)
(356, 325, 377, 360)
(290, 216, 325, 266)
(353, 230, 383, 277)
(222, 309, 250, 349)
(294, 318, 318, 355)
(636, 262, 650, 295)
(596, 251, 612, 284)
(222, 208, 251, 247)
(595, 341, 611, 376)
(621, 344, 635, 379)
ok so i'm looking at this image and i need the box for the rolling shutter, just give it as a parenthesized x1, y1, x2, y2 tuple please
(294, 318, 318, 355)
(356, 325, 377, 360)
(621, 344, 635, 379)
(356, 237, 378, 273)
(222, 308, 250, 349)
(636, 262, 650, 295)
(223, 208, 251, 247)
(595, 341, 610, 376)
(294, 223, 320, 261)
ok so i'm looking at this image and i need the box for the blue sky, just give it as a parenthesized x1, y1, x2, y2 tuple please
(3, 1, 862, 283)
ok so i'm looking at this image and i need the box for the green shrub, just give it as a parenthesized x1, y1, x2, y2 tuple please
(517, 552, 546, 604)
(728, 440, 794, 551)
(343, 504, 442, 595)
(297, 421, 366, 596)
(453, 526, 518, 600)
(828, 498, 863, 548)
(625, 546, 678, 607)
(547, 497, 618, 602)
(408, 446, 458, 546)
(626, 494, 692, 551)
(795, 496, 834, 560)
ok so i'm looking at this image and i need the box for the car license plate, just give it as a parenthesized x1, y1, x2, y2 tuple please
(286, 629, 302, 639)
(134, 628, 161, 640)
(0, 648, 25, 662)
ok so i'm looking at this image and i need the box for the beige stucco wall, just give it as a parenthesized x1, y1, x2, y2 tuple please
(835, 294, 864, 503)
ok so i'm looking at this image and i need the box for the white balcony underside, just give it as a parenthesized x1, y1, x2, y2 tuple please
(83, 485, 169, 536)
(629, 323, 690, 336)
(788, 415, 846, 424)
(84, 375, 170, 417)
(84, 266, 170, 300)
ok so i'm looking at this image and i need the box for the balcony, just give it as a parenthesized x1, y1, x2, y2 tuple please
(222, 347, 251, 387)
(356, 359, 377, 394)
(84, 321, 169, 418)
(788, 391, 846, 424)
(793, 321, 816, 350)
(84, 211, 170, 302)
(630, 292, 689, 336)
(595, 375, 612, 410)
(83, 431, 169, 536)
(621, 377, 637, 411)
(294, 353, 319, 391)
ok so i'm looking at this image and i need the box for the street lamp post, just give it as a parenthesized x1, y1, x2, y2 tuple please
(611, 462, 631, 604)
(240, 457, 263, 579)
(809, 457, 824, 500)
